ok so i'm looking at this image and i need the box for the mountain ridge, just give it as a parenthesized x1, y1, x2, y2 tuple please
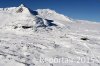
(0, 4, 99, 32)
(0, 4, 72, 32)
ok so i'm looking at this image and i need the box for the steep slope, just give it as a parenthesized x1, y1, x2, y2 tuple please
(36, 9, 72, 26)
(0, 4, 43, 29)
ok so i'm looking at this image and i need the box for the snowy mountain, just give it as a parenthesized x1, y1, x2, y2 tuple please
(0, 4, 72, 32)
(36, 9, 71, 22)
(0, 4, 100, 66)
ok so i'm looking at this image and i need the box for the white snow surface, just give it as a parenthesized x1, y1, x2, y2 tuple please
(0, 4, 100, 66)
(36, 9, 71, 22)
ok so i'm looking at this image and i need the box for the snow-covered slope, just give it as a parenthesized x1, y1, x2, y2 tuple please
(0, 4, 100, 66)
(36, 9, 71, 22)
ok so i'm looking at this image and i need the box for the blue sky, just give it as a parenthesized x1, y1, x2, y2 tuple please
(0, 0, 100, 22)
